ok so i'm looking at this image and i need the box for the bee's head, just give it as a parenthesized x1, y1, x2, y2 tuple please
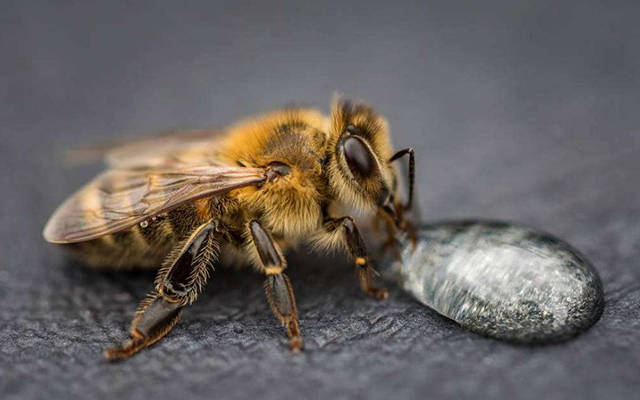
(328, 99, 404, 224)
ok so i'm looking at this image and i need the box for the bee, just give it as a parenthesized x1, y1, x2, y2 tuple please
(43, 98, 415, 360)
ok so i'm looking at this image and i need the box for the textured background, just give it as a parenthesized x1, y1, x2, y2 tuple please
(1, 1, 639, 399)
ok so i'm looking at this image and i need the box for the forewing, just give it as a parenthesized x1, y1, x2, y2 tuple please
(43, 164, 265, 243)
(66, 129, 223, 168)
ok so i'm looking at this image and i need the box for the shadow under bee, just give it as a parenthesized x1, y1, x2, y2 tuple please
(55, 247, 420, 321)
(56, 248, 367, 308)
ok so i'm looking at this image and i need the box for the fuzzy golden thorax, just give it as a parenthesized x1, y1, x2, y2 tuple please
(325, 99, 396, 215)
(219, 108, 330, 239)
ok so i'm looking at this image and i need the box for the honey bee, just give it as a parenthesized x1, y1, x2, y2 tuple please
(43, 98, 415, 360)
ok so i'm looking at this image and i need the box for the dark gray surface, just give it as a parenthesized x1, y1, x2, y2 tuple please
(1, 1, 639, 399)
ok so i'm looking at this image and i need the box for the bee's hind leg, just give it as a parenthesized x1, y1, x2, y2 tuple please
(103, 292, 183, 361)
(248, 220, 302, 352)
(104, 221, 220, 361)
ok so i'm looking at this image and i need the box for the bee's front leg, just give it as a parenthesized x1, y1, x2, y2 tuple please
(104, 221, 219, 361)
(376, 208, 417, 259)
(324, 216, 389, 300)
(248, 220, 302, 352)
(376, 211, 401, 259)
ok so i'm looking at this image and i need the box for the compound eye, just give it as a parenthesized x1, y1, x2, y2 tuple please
(342, 135, 375, 178)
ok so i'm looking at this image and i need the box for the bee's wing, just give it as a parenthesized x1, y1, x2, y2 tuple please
(43, 164, 265, 244)
(65, 129, 223, 168)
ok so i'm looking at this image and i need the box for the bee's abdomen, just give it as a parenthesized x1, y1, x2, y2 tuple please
(67, 204, 204, 269)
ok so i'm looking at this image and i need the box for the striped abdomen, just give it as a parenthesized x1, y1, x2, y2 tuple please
(67, 203, 206, 269)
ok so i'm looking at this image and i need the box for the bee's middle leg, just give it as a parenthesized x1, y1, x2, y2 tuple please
(324, 216, 389, 300)
(104, 221, 219, 361)
(248, 220, 302, 352)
